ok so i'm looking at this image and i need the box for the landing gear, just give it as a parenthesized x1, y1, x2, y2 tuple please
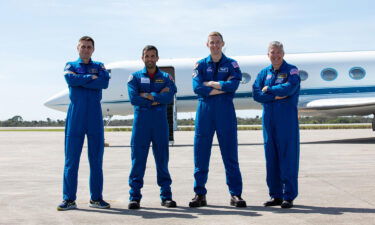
(372, 114, 375, 131)
(167, 95, 177, 146)
(104, 115, 113, 147)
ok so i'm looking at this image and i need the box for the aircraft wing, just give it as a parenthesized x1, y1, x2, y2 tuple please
(299, 97, 375, 116)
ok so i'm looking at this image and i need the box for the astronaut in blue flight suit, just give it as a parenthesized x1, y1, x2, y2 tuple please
(189, 32, 247, 208)
(252, 41, 300, 209)
(57, 36, 110, 211)
(127, 45, 177, 209)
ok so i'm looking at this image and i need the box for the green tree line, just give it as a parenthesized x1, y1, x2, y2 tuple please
(0, 116, 65, 127)
(0, 115, 372, 127)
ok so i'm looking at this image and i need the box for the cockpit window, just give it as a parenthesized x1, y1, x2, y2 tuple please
(321, 68, 338, 81)
(349, 67, 365, 80)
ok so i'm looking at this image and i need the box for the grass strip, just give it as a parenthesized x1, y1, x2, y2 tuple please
(0, 124, 371, 132)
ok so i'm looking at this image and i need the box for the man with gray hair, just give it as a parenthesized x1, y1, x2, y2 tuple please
(252, 41, 301, 209)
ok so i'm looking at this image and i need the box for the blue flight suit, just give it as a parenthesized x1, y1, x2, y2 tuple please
(63, 58, 110, 201)
(192, 54, 243, 196)
(252, 60, 300, 201)
(127, 67, 177, 201)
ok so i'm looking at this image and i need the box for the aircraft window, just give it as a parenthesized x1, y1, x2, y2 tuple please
(299, 70, 308, 81)
(349, 67, 366, 80)
(241, 73, 251, 84)
(321, 68, 338, 81)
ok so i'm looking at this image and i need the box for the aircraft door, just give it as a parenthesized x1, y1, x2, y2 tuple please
(159, 66, 177, 145)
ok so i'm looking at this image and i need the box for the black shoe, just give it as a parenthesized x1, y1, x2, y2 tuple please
(128, 200, 140, 209)
(161, 199, 177, 208)
(263, 198, 283, 207)
(89, 199, 110, 209)
(281, 200, 293, 208)
(57, 200, 77, 211)
(230, 195, 247, 207)
(189, 194, 207, 208)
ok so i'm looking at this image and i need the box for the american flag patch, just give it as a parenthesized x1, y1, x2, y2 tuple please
(64, 64, 71, 71)
(168, 74, 175, 82)
(290, 68, 299, 75)
(192, 69, 198, 78)
(266, 74, 272, 80)
(232, 61, 239, 68)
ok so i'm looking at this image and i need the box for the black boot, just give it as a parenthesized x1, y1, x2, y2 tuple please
(128, 200, 140, 209)
(161, 199, 177, 208)
(230, 195, 247, 207)
(189, 195, 207, 208)
(263, 198, 283, 207)
(281, 200, 293, 208)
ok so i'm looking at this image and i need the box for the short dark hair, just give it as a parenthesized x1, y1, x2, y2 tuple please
(79, 36, 95, 47)
(208, 31, 224, 42)
(142, 45, 158, 57)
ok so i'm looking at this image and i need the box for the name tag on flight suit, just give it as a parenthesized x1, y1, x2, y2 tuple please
(141, 77, 150, 84)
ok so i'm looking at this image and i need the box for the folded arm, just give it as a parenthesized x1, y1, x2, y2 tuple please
(252, 73, 276, 103)
(82, 66, 110, 89)
(127, 76, 152, 107)
(64, 71, 94, 86)
(150, 75, 177, 104)
(218, 63, 242, 93)
(267, 73, 300, 96)
(192, 66, 214, 97)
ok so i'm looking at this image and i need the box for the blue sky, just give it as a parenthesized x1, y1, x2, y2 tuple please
(0, 0, 374, 120)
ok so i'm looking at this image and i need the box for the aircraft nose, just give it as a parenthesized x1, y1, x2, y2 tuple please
(44, 89, 70, 112)
(44, 97, 58, 108)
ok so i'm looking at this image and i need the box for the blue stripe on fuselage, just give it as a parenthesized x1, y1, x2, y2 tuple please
(52, 86, 375, 106)
(172, 86, 375, 102)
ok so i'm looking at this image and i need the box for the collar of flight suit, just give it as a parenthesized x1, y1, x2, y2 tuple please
(206, 53, 228, 65)
(269, 60, 288, 73)
(77, 58, 93, 65)
(140, 66, 163, 79)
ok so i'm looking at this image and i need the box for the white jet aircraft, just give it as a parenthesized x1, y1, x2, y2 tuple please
(45, 50, 375, 134)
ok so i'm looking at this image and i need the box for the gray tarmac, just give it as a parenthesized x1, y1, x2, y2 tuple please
(1, 129, 375, 225)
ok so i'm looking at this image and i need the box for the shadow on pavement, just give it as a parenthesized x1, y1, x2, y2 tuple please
(249, 205, 375, 215)
(301, 137, 375, 144)
(77, 205, 260, 219)
(76, 203, 375, 219)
